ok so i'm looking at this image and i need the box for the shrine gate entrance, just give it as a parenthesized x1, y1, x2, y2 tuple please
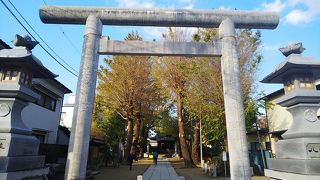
(39, 6, 279, 180)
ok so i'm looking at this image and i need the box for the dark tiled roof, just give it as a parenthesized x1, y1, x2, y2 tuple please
(0, 39, 11, 49)
(264, 89, 285, 100)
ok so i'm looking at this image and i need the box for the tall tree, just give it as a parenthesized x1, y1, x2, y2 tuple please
(186, 28, 263, 158)
(97, 31, 165, 160)
(93, 96, 126, 150)
(152, 28, 195, 167)
(97, 32, 145, 160)
(184, 56, 225, 162)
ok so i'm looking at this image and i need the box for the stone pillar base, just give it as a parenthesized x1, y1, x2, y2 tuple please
(274, 137, 320, 159)
(0, 167, 49, 180)
(0, 155, 46, 172)
(265, 169, 320, 180)
(267, 158, 320, 175)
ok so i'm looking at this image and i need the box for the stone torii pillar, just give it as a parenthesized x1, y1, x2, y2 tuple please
(64, 15, 102, 180)
(219, 18, 251, 178)
(39, 6, 279, 180)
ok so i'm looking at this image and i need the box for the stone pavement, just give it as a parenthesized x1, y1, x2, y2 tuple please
(142, 158, 182, 180)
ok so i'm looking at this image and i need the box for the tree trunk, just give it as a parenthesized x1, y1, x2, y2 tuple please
(192, 119, 200, 165)
(177, 92, 193, 167)
(144, 127, 150, 153)
(124, 118, 134, 162)
(178, 140, 182, 158)
(224, 134, 228, 152)
(138, 122, 146, 157)
(131, 113, 141, 153)
(223, 118, 228, 152)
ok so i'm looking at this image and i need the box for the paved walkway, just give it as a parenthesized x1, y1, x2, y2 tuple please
(142, 158, 182, 180)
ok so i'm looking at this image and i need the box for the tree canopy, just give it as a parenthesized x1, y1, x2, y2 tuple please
(91, 28, 264, 167)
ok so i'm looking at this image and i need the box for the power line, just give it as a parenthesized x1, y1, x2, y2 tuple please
(7, 0, 79, 75)
(42, 0, 81, 54)
(0, 0, 78, 77)
(57, 25, 81, 54)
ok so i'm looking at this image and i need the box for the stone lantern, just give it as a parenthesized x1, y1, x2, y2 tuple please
(262, 43, 320, 179)
(0, 35, 56, 179)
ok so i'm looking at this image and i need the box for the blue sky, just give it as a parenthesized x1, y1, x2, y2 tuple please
(1, 0, 319, 98)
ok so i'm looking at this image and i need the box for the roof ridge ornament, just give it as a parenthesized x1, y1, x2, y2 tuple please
(279, 42, 305, 57)
(12, 34, 38, 50)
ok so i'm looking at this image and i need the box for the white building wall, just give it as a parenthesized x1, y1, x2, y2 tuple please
(266, 94, 293, 155)
(267, 102, 293, 133)
(21, 78, 70, 144)
(22, 99, 63, 144)
(60, 95, 75, 129)
(61, 105, 74, 129)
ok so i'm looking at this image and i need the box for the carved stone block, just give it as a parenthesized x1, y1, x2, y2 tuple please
(275, 137, 320, 159)
(0, 133, 39, 156)
(0, 155, 45, 173)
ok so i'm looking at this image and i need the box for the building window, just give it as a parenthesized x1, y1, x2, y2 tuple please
(250, 142, 261, 151)
(265, 142, 271, 150)
(33, 89, 57, 111)
(44, 96, 56, 110)
(19, 71, 32, 86)
(284, 79, 295, 93)
(299, 77, 314, 89)
(2, 69, 18, 81)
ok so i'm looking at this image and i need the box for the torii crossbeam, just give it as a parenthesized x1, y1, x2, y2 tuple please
(39, 6, 279, 180)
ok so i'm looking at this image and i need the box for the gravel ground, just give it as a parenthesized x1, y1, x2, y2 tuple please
(94, 158, 153, 180)
(168, 157, 269, 180)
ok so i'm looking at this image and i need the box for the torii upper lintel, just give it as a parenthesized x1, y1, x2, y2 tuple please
(39, 6, 279, 29)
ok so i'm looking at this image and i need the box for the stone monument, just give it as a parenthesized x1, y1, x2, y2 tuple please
(0, 35, 50, 179)
(262, 43, 320, 179)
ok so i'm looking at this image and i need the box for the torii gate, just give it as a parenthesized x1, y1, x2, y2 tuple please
(39, 6, 279, 180)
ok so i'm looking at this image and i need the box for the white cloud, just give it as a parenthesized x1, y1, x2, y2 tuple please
(184, 4, 194, 9)
(286, 0, 303, 6)
(182, 27, 198, 41)
(115, 0, 195, 9)
(115, 0, 197, 40)
(116, 0, 155, 8)
(166, 0, 195, 9)
(142, 27, 166, 40)
(260, 0, 320, 25)
(176, 0, 194, 3)
(285, 9, 313, 25)
(284, 0, 320, 25)
(261, 0, 286, 12)
(218, 6, 232, 10)
(177, 0, 195, 9)
(141, 27, 197, 41)
(262, 43, 280, 51)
